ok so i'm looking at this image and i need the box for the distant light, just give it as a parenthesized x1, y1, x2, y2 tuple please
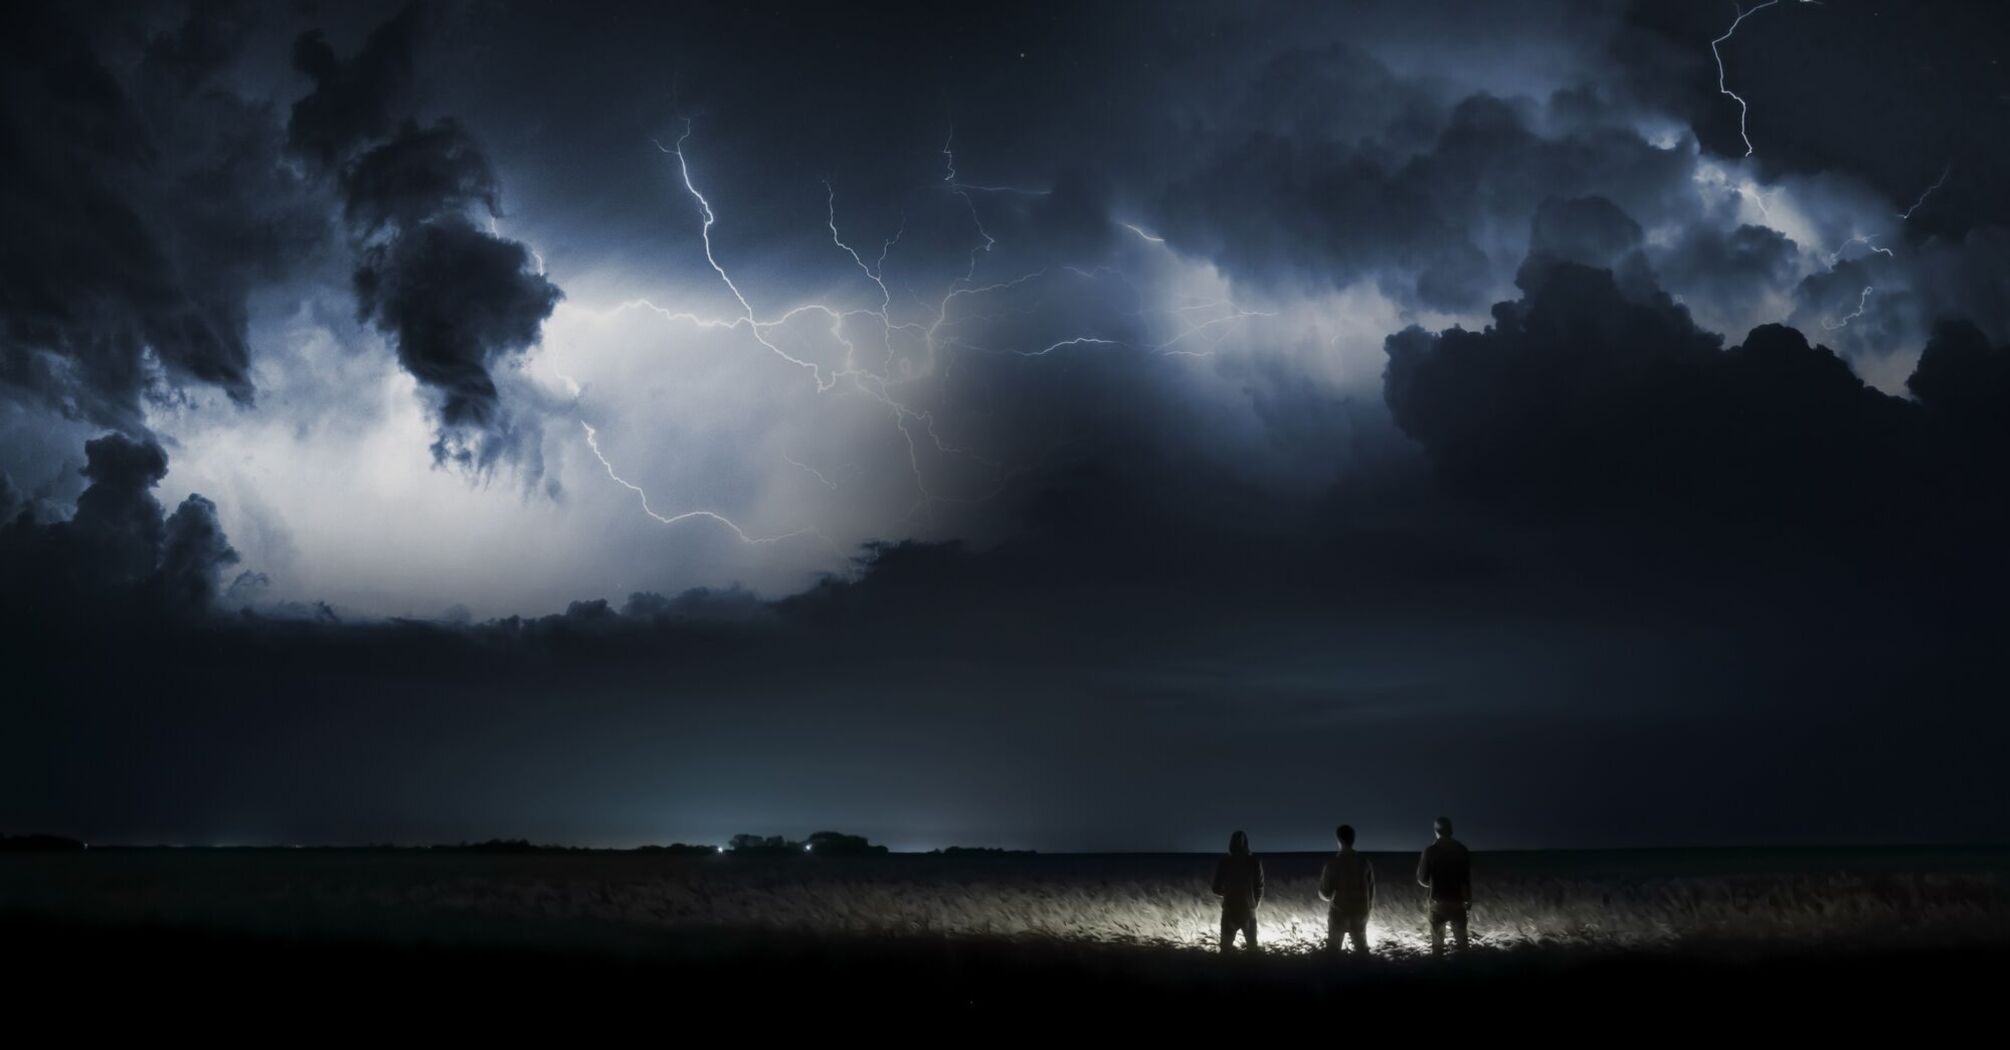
(715, 845, 726, 854)
(804, 843, 814, 852)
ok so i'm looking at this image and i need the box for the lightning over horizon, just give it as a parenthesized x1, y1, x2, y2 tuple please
(12, 0, 2010, 893)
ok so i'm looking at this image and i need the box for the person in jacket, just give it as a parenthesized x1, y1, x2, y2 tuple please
(1415, 815, 1471, 956)
(1318, 823, 1375, 955)
(1211, 830, 1264, 952)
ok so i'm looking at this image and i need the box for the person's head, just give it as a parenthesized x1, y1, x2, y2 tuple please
(1434, 816, 1454, 839)
(1229, 830, 1249, 855)
(1336, 824, 1355, 848)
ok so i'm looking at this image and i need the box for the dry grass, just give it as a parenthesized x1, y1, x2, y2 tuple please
(4, 851, 2005, 958)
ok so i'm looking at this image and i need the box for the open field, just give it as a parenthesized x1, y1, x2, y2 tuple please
(5, 846, 2005, 959)
(8, 846, 2008, 1027)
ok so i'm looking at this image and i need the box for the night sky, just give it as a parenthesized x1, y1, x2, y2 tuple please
(5, 0, 2008, 851)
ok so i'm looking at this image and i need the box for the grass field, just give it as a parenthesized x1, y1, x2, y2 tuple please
(5, 846, 2004, 957)
(6, 847, 2007, 1024)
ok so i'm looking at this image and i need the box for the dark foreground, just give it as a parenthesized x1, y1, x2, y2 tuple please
(9, 912, 2001, 1032)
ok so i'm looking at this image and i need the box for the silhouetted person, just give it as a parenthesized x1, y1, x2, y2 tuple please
(1416, 816, 1471, 956)
(1318, 823, 1375, 955)
(1212, 830, 1264, 952)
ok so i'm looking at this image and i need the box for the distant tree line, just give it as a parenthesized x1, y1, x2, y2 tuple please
(0, 832, 1027, 855)
(0, 834, 86, 852)
(728, 831, 889, 855)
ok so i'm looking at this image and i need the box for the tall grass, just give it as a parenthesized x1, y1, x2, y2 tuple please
(4, 852, 2004, 957)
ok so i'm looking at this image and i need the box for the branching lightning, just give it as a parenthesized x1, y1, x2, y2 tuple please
(561, 118, 1268, 545)
(1817, 162, 1950, 333)
(653, 124, 837, 390)
(942, 126, 997, 281)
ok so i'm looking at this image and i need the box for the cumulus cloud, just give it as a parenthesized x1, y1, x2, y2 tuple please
(1155, 80, 1695, 314)
(1384, 247, 2008, 614)
(0, 432, 238, 623)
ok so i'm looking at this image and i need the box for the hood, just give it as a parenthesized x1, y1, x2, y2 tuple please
(1228, 830, 1249, 855)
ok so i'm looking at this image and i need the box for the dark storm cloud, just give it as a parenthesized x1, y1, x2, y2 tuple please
(1910, 228, 2010, 346)
(352, 216, 559, 469)
(8, 0, 2010, 851)
(0, 2, 321, 432)
(1657, 223, 1798, 322)
(288, 4, 562, 474)
(1383, 252, 2008, 618)
(1610, 0, 2010, 238)
(1608, 0, 2010, 350)
(1908, 319, 2010, 448)
(340, 120, 501, 233)
(286, 4, 425, 169)
(1155, 80, 1694, 311)
(1, 432, 238, 623)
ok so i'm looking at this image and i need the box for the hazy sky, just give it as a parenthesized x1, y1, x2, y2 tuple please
(5, 0, 2008, 850)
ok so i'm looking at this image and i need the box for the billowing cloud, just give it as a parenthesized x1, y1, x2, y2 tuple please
(1384, 251, 2007, 616)
(5, 0, 2010, 849)
(288, 4, 562, 475)
(0, 3, 321, 432)
(1, 432, 237, 623)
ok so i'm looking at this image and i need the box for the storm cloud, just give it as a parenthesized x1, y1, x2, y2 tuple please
(4, 1, 2010, 850)
(1, 432, 238, 623)
(289, 4, 562, 475)
(0, 3, 320, 432)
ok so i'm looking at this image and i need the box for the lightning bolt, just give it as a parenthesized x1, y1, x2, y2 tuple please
(580, 421, 829, 546)
(1009, 336, 1122, 358)
(568, 118, 1270, 545)
(1712, 1, 1819, 158)
(783, 451, 851, 490)
(653, 123, 846, 390)
(1822, 286, 1873, 330)
(1121, 223, 1166, 245)
(941, 125, 997, 281)
(1817, 161, 1950, 334)
(1897, 162, 1952, 221)
(1825, 234, 1895, 267)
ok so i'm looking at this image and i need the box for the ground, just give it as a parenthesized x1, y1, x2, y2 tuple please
(5, 847, 2004, 1028)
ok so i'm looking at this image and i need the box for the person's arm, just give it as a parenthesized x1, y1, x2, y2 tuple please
(1253, 859, 1265, 907)
(1318, 858, 1336, 902)
(1416, 847, 1432, 888)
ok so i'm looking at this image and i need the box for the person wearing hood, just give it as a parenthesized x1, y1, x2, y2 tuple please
(1211, 830, 1264, 952)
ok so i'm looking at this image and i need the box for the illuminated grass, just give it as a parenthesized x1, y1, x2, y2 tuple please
(5, 852, 2006, 957)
